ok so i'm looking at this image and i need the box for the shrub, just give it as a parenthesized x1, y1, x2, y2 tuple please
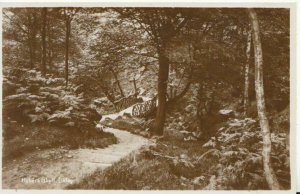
(3, 67, 100, 131)
(201, 118, 290, 189)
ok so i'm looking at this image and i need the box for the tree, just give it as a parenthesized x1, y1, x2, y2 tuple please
(3, 9, 40, 69)
(248, 8, 281, 190)
(63, 8, 78, 87)
(27, 10, 39, 69)
(116, 8, 190, 135)
(87, 12, 148, 99)
(64, 9, 71, 87)
(41, 8, 47, 76)
(243, 27, 251, 116)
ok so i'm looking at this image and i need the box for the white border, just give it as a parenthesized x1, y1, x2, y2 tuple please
(0, 0, 296, 7)
(0, 0, 298, 194)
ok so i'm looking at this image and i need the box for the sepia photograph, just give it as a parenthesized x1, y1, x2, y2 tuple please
(1, 1, 296, 192)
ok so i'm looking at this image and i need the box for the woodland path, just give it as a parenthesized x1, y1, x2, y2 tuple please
(2, 127, 151, 189)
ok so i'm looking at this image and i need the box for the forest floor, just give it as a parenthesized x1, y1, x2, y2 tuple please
(2, 127, 151, 189)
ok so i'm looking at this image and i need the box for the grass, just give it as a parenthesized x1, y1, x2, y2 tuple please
(67, 138, 218, 190)
(2, 120, 117, 163)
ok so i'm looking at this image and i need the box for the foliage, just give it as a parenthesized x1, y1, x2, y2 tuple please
(3, 68, 98, 131)
(202, 118, 290, 189)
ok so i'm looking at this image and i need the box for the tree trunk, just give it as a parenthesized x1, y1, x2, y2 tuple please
(110, 69, 125, 97)
(248, 8, 281, 190)
(133, 78, 137, 95)
(28, 39, 34, 69)
(31, 14, 37, 68)
(98, 83, 116, 104)
(41, 8, 47, 76)
(27, 14, 37, 69)
(196, 82, 204, 131)
(65, 17, 70, 87)
(46, 11, 52, 71)
(153, 50, 169, 135)
(244, 28, 252, 116)
(169, 85, 174, 99)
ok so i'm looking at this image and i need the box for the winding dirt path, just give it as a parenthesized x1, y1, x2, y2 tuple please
(2, 128, 151, 189)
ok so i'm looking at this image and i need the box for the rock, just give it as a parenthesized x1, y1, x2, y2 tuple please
(164, 128, 185, 141)
(66, 154, 73, 158)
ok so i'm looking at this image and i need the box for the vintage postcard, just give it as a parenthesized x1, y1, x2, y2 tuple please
(0, 0, 298, 193)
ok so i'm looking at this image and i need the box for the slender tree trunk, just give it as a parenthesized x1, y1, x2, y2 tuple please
(153, 50, 169, 135)
(197, 82, 204, 131)
(110, 69, 125, 97)
(28, 39, 34, 69)
(65, 17, 70, 87)
(27, 14, 36, 69)
(31, 14, 37, 68)
(169, 85, 174, 99)
(248, 8, 281, 190)
(98, 83, 116, 104)
(133, 78, 137, 95)
(46, 10, 52, 71)
(244, 28, 252, 116)
(41, 8, 47, 76)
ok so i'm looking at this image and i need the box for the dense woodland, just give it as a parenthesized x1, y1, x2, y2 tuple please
(2, 8, 290, 190)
